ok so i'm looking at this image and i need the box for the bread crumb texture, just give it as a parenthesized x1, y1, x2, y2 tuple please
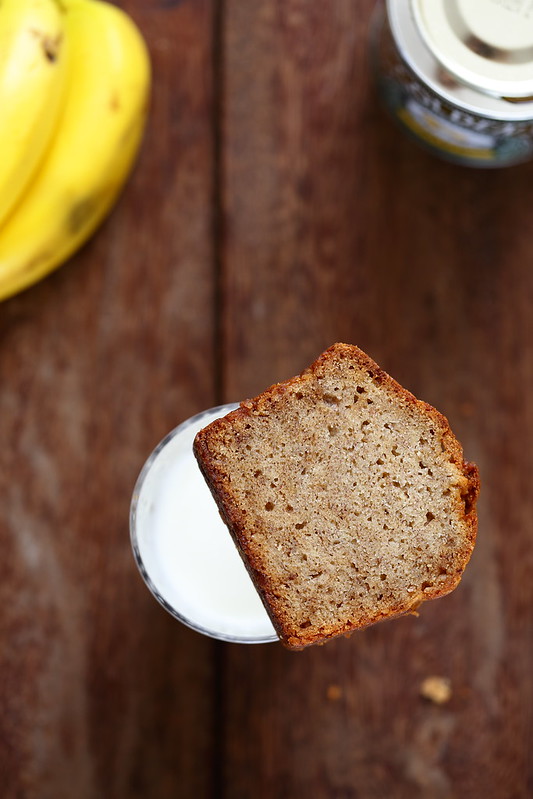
(194, 344, 480, 649)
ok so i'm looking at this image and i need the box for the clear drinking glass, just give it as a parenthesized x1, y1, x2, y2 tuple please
(130, 404, 278, 644)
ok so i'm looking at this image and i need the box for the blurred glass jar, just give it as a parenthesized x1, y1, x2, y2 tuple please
(371, 0, 533, 167)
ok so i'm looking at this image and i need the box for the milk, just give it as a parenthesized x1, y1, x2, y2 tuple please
(131, 404, 278, 643)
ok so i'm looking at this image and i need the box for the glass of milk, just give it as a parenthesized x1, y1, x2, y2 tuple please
(130, 404, 278, 644)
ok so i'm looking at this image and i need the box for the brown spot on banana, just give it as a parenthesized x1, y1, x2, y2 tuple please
(68, 196, 102, 235)
(29, 29, 63, 63)
(109, 92, 121, 112)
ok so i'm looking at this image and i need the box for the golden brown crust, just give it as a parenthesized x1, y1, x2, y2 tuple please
(194, 344, 480, 649)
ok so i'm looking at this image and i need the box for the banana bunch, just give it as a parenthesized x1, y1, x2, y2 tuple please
(0, 0, 150, 301)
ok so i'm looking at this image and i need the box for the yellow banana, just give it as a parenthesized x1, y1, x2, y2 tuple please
(0, 0, 68, 227)
(0, 0, 150, 301)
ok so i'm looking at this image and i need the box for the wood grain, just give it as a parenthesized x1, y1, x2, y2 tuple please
(220, 1, 533, 797)
(0, 1, 218, 797)
(220, 0, 373, 398)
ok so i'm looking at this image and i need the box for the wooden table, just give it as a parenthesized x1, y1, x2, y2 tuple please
(1, 1, 532, 796)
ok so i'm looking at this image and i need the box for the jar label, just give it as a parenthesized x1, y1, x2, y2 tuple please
(399, 98, 497, 160)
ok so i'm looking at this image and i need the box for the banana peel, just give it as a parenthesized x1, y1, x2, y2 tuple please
(0, 0, 150, 301)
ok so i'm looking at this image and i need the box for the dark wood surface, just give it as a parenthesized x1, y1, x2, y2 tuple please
(1, 1, 532, 797)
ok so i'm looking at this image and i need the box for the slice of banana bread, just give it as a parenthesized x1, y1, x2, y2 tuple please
(193, 344, 480, 649)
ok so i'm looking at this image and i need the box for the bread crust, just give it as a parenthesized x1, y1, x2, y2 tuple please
(194, 344, 480, 649)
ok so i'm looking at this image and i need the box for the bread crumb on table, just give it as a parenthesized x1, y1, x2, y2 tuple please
(420, 676, 452, 704)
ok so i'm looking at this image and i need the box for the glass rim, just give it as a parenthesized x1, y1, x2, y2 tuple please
(130, 403, 279, 645)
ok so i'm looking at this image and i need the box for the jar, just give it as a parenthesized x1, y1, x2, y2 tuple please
(371, 0, 533, 167)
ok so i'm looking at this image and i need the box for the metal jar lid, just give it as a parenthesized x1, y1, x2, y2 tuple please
(387, 0, 533, 120)
(413, 0, 533, 99)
